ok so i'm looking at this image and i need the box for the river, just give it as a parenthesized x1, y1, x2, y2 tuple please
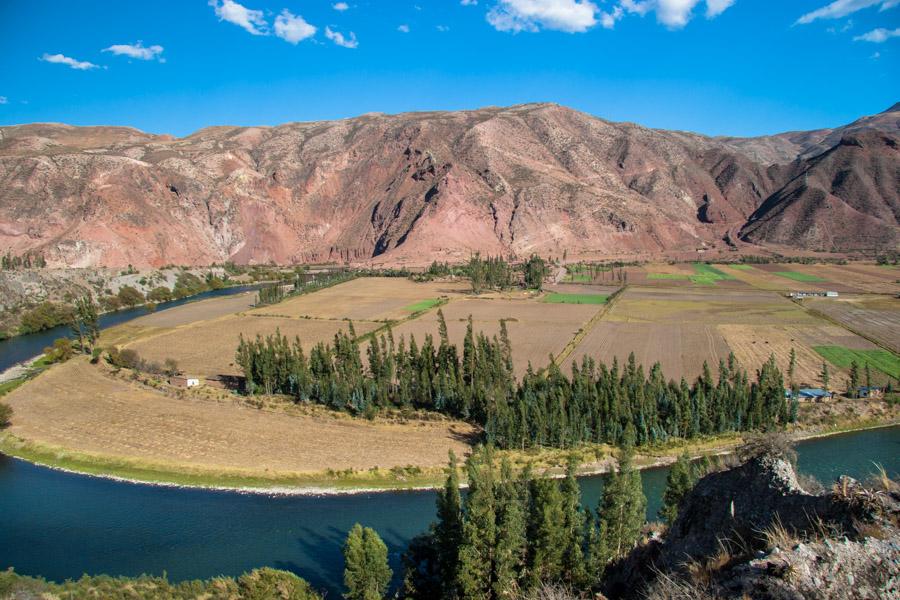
(1, 426, 897, 596)
(0, 285, 261, 373)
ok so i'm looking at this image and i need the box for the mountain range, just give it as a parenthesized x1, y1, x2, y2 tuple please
(0, 102, 897, 267)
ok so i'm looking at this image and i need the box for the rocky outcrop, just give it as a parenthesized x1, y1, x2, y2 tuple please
(1, 103, 898, 267)
(604, 453, 900, 600)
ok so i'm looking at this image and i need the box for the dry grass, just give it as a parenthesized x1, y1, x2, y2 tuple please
(248, 277, 470, 321)
(384, 297, 599, 376)
(125, 314, 379, 377)
(3, 358, 475, 478)
(805, 295, 900, 354)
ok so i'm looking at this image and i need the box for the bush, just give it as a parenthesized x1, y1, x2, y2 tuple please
(108, 347, 140, 370)
(147, 286, 173, 303)
(737, 432, 797, 464)
(99, 295, 122, 312)
(0, 402, 12, 428)
(44, 338, 74, 363)
(117, 286, 145, 308)
(18, 302, 73, 335)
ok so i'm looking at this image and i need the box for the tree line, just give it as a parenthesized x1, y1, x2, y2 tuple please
(236, 310, 793, 451)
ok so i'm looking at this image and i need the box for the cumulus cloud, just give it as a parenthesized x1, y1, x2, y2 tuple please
(398, 24, 411, 32)
(437, 24, 451, 31)
(796, 0, 898, 25)
(274, 10, 317, 43)
(854, 26, 900, 41)
(604, 0, 735, 29)
(103, 42, 164, 61)
(325, 26, 358, 48)
(705, 0, 734, 17)
(487, 0, 599, 32)
(40, 53, 99, 70)
(333, 2, 349, 10)
(461, 0, 478, 4)
(209, 0, 268, 35)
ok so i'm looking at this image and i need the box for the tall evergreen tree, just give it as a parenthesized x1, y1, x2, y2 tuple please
(457, 446, 497, 600)
(560, 456, 586, 587)
(343, 524, 392, 600)
(597, 449, 646, 559)
(492, 458, 526, 599)
(848, 360, 860, 398)
(658, 452, 696, 525)
(435, 450, 464, 598)
(820, 361, 830, 392)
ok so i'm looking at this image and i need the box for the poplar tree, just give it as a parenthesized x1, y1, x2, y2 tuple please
(343, 524, 392, 600)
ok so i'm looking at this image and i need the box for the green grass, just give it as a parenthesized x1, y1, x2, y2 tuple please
(729, 264, 756, 271)
(648, 273, 690, 280)
(404, 298, 441, 312)
(774, 271, 826, 283)
(813, 346, 900, 380)
(541, 293, 608, 305)
(564, 273, 592, 283)
(648, 264, 735, 286)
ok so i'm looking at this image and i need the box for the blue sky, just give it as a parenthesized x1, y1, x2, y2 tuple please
(0, 1, 897, 137)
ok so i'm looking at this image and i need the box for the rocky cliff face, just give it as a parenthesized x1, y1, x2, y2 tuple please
(604, 452, 900, 600)
(1, 103, 897, 267)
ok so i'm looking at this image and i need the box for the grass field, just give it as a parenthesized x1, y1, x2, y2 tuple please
(646, 264, 736, 286)
(813, 346, 900, 380)
(404, 298, 442, 312)
(774, 271, 826, 283)
(728, 264, 756, 271)
(542, 292, 608, 305)
(647, 273, 690, 280)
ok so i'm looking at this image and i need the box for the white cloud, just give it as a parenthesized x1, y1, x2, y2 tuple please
(854, 26, 900, 41)
(617, 0, 733, 28)
(461, 0, 478, 4)
(40, 53, 99, 70)
(705, 0, 734, 17)
(487, 0, 599, 33)
(103, 42, 164, 61)
(796, 0, 898, 25)
(209, 0, 268, 35)
(437, 24, 451, 31)
(398, 24, 411, 32)
(333, 2, 349, 10)
(872, 50, 881, 57)
(0, 97, 7, 105)
(274, 10, 317, 43)
(600, 6, 623, 28)
(325, 26, 358, 48)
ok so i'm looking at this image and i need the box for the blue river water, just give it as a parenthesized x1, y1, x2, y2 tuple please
(1, 426, 897, 596)
(0, 285, 260, 372)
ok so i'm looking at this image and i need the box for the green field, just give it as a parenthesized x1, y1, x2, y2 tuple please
(813, 346, 900, 380)
(774, 271, 826, 283)
(564, 273, 592, 283)
(729, 264, 756, 271)
(404, 299, 441, 312)
(542, 293, 608, 305)
(689, 263, 736, 285)
(647, 273, 690, 280)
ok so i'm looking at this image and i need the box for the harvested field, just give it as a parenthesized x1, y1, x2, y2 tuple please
(800, 264, 900, 294)
(562, 322, 731, 381)
(721, 264, 828, 292)
(385, 298, 599, 376)
(3, 358, 475, 476)
(717, 324, 878, 386)
(249, 277, 470, 322)
(605, 286, 815, 325)
(806, 295, 900, 353)
(126, 314, 378, 377)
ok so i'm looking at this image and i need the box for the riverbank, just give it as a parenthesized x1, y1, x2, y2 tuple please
(2, 416, 896, 496)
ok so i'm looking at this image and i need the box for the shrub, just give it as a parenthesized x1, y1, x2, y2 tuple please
(117, 286, 145, 308)
(108, 347, 140, 370)
(19, 302, 73, 335)
(99, 295, 122, 312)
(0, 402, 12, 428)
(147, 286, 173, 303)
(44, 338, 74, 363)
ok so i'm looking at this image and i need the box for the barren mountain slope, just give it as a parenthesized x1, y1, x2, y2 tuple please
(720, 102, 900, 165)
(0, 103, 896, 267)
(740, 130, 900, 252)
